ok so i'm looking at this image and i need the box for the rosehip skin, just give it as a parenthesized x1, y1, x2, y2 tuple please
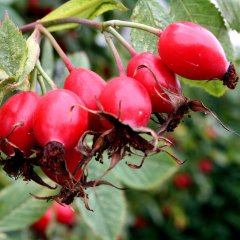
(0, 91, 40, 156)
(32, 207, 53, 232)
(54, 202, 75, 225)
(64, 68, 106, 131)
(98, 76, 152, 129)
(33, 89, 88, 149)
(127, 52, 181, 113)
(158, 21, 229, 80)
(42, 147, 83, 185)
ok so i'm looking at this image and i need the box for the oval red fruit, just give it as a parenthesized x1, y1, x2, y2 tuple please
(158, 21, 229, 80)
(64, 68, 106, 131)
(98, 76, 152, 129)
(33, 89, 88, 149)
(127, 52, 181, 113)
(0, 91, 40, 156)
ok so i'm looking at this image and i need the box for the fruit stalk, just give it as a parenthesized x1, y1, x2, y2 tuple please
(37, 24, 74, 72)
(104, 32, 125, 77)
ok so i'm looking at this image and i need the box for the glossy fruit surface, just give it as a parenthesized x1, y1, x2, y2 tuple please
(98, 76, 151, 128)
(54, 203, 75, 225)
(0, 91, 40, 156)
(33, 89, 88, 149)
(158, 21, 229, 80)
(32, 207, 53, 232)
(127, 52, 181, 113)
(64, 68, 106, 131)
(42, 147, 83, 185)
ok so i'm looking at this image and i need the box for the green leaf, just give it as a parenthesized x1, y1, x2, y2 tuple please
(214, 0, 240, 32)
(13, 29, 41, 91)
(181, 78, 227, 97)
(76, 161, 126, 240)
(131, 0, 171, 54)
(0, 180, 54, 232)
(113, 151, 178, 190)
(170, 0, 233, 96)
(0, 15, 27, 89)
(41, 0, 128, 32)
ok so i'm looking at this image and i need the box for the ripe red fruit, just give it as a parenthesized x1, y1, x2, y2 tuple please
(0, 91, 40, 156)
(54, 203, 75, 225)
(64, 68, 106, 131)
(33, 89, 88, 149)
(32, 207, 53, 232)
(127, 52, 181, 113)
(42, 147, 83, 185)
(198, 158, 213, 173)
(174, 173, 192, 189)
(158, 22, 234, 84)
(98, 76, 152, 129)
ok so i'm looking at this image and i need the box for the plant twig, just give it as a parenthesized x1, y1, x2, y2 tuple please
(107, 27, 137, 57)
(104, 32, 125, 77)
(36, 61, 57, 90)
(37, 24, 75, 72)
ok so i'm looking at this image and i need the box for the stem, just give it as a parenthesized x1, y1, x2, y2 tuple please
(37, 75, 47, 95)
(106, 27, 137, 57)
(36, 61, 57, 90)
(29, 68, 38, 92)
(41, 17, 101, 29)
(103, 20, 161, 36)
(19, 21, 38, 32)
(37, 24, 75, 72)
(104, 32, 125, 77)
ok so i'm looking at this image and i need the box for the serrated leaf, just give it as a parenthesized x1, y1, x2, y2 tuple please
(0, 15, 27, 89)
(41, 0, 128, 32)
(113, 151, 178, 190)
(76, 161, 126, 240)
(0, 180, 54, 232)
(131, 0, 171, 54)
(214, 0, 240, 32)
(12, 29, 41, 91)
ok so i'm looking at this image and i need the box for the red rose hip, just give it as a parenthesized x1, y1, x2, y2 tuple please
(98, 76, 152, 129)
(64, 68, 106, 131)
(158, 21, 238, 88)
(127, 52, 181, 113)
(0, 91, 40, 156)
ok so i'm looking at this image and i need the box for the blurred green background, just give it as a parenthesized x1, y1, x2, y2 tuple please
(0, 0, 240, 239)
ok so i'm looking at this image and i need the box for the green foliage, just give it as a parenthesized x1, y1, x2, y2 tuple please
(76, 161, 127, 240)
(0, 180, 53, 232)
(113, 151, 178, 190)
(131, 0, 171, 54)
(0, 16, 28, 88)
(41, 0, 128, 31)
(214, 0, 240, 32)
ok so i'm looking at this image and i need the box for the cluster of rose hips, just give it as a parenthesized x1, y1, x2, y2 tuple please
(0, 21, 237, 207)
